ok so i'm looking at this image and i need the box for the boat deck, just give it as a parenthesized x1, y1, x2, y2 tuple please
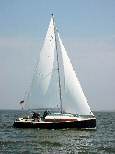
(13, 116, 96, 129)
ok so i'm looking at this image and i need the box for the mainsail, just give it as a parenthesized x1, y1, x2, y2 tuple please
(37, 17, 55, 94)
(27, 16, 92, 115)
(27, 17, 59, 109)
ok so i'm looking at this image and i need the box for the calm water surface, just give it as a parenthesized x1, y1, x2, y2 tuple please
(0, 110, 115, 154)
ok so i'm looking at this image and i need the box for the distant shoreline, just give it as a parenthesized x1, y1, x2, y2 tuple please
(0, 109, 114, 112)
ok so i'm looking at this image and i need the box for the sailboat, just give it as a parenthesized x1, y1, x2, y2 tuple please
(13, 14, 96, 129)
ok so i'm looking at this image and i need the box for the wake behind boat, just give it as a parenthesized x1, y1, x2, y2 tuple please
(14, 14, 96, 129)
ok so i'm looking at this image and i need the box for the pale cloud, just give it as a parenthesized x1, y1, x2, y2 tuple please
(0, 36, 114, 53)
(64, 37, 115, 54)
(0, 37, 41, 50)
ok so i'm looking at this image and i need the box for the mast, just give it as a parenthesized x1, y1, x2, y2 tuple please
(52, 14, 63, 113)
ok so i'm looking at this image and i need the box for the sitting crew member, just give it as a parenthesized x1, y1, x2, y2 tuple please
(43, 110, 50, 119)
(32, 112, 40, 121)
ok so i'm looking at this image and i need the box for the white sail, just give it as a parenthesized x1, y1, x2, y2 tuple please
(58, 33, 92, 115)
(37, 17, 55, 94)
(27, 16, 93, 115)
(27, 17, 59, 109)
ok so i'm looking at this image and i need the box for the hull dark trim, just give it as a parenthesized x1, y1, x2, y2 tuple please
(13, 118, 96, 129)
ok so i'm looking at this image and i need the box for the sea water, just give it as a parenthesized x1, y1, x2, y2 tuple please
(0, 110, 115, 154)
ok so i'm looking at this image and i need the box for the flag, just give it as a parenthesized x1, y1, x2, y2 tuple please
(19, 100, 24, 104)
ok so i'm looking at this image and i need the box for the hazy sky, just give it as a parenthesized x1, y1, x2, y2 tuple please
(0, 0, 115, 110)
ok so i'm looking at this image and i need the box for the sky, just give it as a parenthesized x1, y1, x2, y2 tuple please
(0, 0, 115, 111)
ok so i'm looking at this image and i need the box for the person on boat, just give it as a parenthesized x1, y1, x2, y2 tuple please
(32, 112, 40, 121)
(43, 110, 50, 119)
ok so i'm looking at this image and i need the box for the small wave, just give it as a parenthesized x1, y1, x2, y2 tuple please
(40, 141, 62, 147)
